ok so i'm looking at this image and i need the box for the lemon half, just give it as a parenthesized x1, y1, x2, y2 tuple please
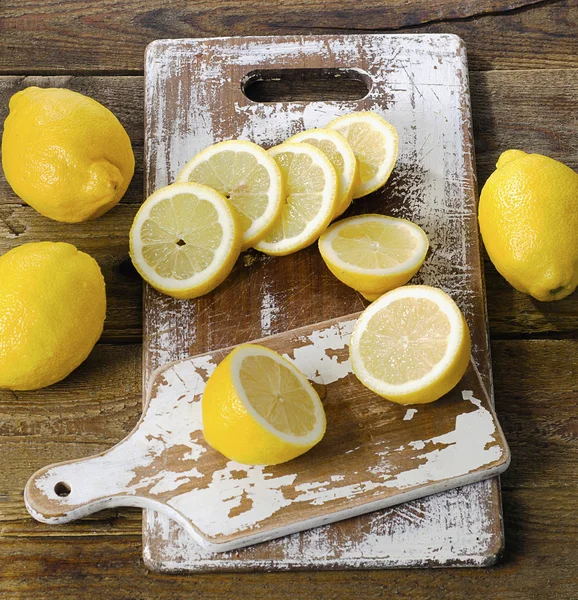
(349, 285, 470, 404)
(319, 214, 429, 301)
(202, 344, 326, 465)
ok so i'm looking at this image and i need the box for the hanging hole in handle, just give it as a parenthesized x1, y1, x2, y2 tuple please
(241, 68, 372, 103)
(54, 482, 71, 497)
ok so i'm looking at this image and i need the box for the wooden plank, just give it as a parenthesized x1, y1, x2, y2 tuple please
(1, 1, 574, 73)
(0, 487, 577, 598)
(2, 69, 578, 344)
(2, 339, 576, 539)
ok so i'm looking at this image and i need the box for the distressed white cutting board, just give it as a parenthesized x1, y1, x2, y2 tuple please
(143, 33, 503, 570)
(24, 316, 509, 553)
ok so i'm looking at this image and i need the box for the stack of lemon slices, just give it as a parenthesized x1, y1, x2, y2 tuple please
(126, 110, 475, 467)
(129, 111, 402, 300)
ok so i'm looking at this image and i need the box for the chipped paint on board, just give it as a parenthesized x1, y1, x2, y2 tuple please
(26, 319, 509, 554)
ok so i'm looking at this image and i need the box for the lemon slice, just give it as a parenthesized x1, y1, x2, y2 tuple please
(202, 344, 326, 465)
(318, 214, 429, 301)
(129, 182, 241, 299)
(327, 111, 398, 199)
(253, 143, 338, 256)
(287, 128, 358, 218)
(349, 285, 471, 405)
(177, 140, 284, 249)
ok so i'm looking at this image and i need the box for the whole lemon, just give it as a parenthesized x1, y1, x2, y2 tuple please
(1, 87, 134, 223)
(0, 242, 106, 390)
(479, 150, 578, 301)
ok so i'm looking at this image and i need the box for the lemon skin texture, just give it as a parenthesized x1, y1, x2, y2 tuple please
(2, 87, 134, 223)
(479, 150, 578, 301)
(0, 242, 106, 391)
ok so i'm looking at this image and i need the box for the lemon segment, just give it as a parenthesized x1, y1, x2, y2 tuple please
(129, 182, 242, 299)
(327, 111, 398, 199)
(253, 143, 338, 256)
(349, 286, 471, 405)
(1, 87, 134, 223)
(177, 140, 284, 250)
(287, 128, 358, 218)
(0, 242, 106, 391)
(479, 150, 578, 301)
(202, 344, 326, 465)
(319, 214, 429, 301)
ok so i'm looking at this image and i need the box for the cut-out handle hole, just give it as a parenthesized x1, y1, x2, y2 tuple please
(54, 482, 71, 497)
(242, 68, 372, 103)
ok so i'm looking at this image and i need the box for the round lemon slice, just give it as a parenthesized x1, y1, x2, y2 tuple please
(318, 214, 429, 301)
(326, 111, 398, 199)
(129, 182, 241, 299)
(287, 128, 358, 218)
(202, 344, 326, 465)
(253, 143, 338, 256)
(349, 285, 471, 405)
(177, 140, 284, 250)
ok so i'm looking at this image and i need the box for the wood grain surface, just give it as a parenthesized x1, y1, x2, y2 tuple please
(2, 1, 577, 72)
(1, 0, 577, 597)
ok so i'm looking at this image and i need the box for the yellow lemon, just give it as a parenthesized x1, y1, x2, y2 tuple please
(2, 87, 134, 223)
(202, 344, 326, 465)
(326, 111, 398, 199)
(0, 242, 106, 391)
(130, 183, 242, 300)
(177, 140, 284, 250)
(253, 143, 338, 256)
(318, 214, 429, 301)
(479, 150, 578, 301)
(349, 286, 470, 405)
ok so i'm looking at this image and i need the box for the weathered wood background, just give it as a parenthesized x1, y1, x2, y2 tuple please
(0, 1, 577, 598)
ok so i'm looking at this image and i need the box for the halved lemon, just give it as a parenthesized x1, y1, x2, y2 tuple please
(318, 214, 429, 301)
(253, 143, 338, 256)
(326, 111, 398, 199)
(129, 182, 241, 299)
(177, 140, 284, 249)
(349, 286, 471, 405)
(287, 128, 358, 218)
(202, 344, 326, 465)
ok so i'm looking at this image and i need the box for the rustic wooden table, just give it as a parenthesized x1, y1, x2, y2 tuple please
(1, 1, 577, 598)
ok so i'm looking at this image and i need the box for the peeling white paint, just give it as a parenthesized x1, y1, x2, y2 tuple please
(403, 409, 418, 421)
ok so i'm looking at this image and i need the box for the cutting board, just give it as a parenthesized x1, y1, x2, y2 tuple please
(24, 315, 509, 553)
(142, 33, 502, 570)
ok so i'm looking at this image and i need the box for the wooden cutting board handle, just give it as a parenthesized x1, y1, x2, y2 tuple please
(24, 428, 166, 525)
